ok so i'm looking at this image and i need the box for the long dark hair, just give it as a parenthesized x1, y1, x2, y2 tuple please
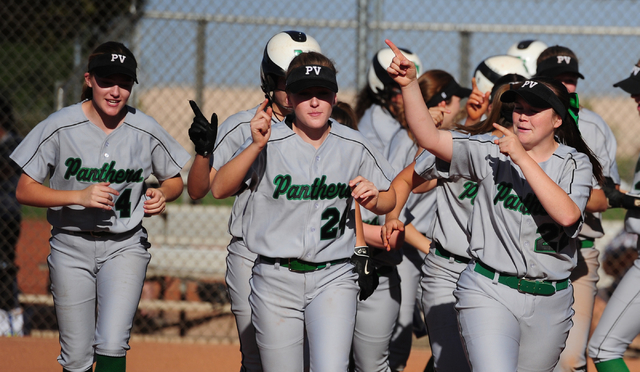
(538, 78, 604, 184)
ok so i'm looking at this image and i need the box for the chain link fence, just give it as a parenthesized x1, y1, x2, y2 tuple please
(2, 0, 640, 341)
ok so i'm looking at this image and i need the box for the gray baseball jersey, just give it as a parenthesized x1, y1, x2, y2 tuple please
(10, 102, 189, 371)
(414, 149, 475, 258)
(209, 103, 279, 372)
(10, 102, 190, 232)
(211, 104, 279, 244)
(357, 104, 404, 159)
(448, 131, 592, 280)
(581, 107, 620, 184)
(576, 109, 612, 239)
(238, 117, 395, 262)
(387, 128, 437, 236)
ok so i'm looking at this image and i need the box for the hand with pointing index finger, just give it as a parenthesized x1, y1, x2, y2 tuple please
(493, 123, 526, 164)
(466, 77, 490, 123)
(385, 39, 417, 88)
(188, 100, 218, 157)
(250, 99, 272, 149)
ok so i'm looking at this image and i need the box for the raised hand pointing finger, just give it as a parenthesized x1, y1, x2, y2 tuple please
(188, 100, 218, 157)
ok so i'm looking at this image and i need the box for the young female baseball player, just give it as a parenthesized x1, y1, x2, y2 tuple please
(211, 51, 396, 372)
(588, 59, 640, 372)
(386, 69, 471, 372)
(534, 45, 612, 372)
(187, 30, 321, 372)
(384, 39, 602, 372)
(10, 41, 190, 372)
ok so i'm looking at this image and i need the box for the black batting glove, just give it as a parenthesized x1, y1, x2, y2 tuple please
(351, 246, 379, 301)
(188, 100, 217, 157)
(603, 176, 640, 210)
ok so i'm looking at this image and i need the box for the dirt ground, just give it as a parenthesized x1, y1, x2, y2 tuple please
(3, 335, 640, 372)
(1, 335, 433, 372)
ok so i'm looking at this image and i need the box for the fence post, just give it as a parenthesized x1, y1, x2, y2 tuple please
(459, 31, 471, 87)
(357, 0, 369, 91)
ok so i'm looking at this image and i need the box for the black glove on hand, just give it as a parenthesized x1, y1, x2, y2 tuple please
(603, 176, 640, 209)
(188, 100, 217, 157)
(351, 246, 379, 301)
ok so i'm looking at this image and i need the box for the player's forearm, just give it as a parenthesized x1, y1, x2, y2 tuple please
(412, 178, 436, 194)
(518, 156, 582, 226)
(16, 173, 82, 208)
(366, 185, 396, 215)
(403, 224, 431, 254)
(187, 155, 215, 200)
(401, 81, 453, 162)
(363, 222, 404, 249)
(211, 143, 261, 199)
(157, 175, 184, 203)
(585, 188, 607, 213)
(386, 165, 417, 220)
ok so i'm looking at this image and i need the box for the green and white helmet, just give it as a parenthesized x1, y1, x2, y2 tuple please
(260, 31, 322, 95)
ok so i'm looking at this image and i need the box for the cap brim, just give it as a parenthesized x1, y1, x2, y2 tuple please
(287, 79, 338, 94)
(456, 87, 472, 99)
(501, 89, 552, 109)
(93, 66, 138, 83)
(535, 66, 584, 80)
(613, 76, 640, 95)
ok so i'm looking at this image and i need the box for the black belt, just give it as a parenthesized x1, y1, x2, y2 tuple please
(259, 256, 349, 273)
(474, 261, 569, 296)
(434, 243, 471, 264)
(58, 224, 142, 239)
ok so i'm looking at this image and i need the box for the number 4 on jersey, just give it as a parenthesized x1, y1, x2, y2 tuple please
(115, 189, 132, 218)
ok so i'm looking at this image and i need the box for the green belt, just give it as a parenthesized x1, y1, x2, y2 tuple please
(259, 256, 349, 273)
(474, 261, 569, 296)
(434, 244, 471, 264)
(579, 238, 595, 249)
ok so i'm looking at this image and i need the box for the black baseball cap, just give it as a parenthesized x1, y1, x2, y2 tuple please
(613, 64, 640, 95)
(500, 80, 567, 120)
(535, 54, 585, 80)
(286, 64, 338, 94)
(425, 79, 472, 108)
(88, 52, 138, 83)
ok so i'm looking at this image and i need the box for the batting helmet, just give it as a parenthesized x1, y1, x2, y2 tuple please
(368, 47, 422, 103)
(260, 31, 322, 95)
(507, 40, 548, 76)
(474, 55, 530, 94)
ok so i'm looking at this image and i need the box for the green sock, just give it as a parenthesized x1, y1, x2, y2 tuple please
(594, 358, 630, 372)
(95, 355, 126, 372)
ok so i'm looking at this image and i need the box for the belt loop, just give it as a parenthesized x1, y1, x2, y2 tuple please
(492, 271, 499, 285)
(275, 258, 281, 270)
(448, 256, 455, 264)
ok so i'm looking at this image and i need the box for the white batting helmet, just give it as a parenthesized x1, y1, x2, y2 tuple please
(260, 31, 322, 94)
(507, 40, 548, 76)
(368, 47, 422, 100)
(474, 55, 530, 94)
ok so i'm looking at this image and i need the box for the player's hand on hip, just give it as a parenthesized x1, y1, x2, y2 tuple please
(79, 182, 119, 210)
(143, 188, 166, 216)
(350, 176, 379, 211)
(188, 100, 218, 157)
(250, 99, 272, 149)
(385, 39, 417, 88)
(381, 218, 405, 251)
(466, 78, 490, 122)
(493, 123, 527, 163)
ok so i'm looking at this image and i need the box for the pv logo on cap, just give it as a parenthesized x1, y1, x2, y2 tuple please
(111, 54, 127, 64)
(556, 56, 571, 64)
(632, 66, 640, 76)
(523, 81, 538, 88)
(305, 66, 322, 75)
